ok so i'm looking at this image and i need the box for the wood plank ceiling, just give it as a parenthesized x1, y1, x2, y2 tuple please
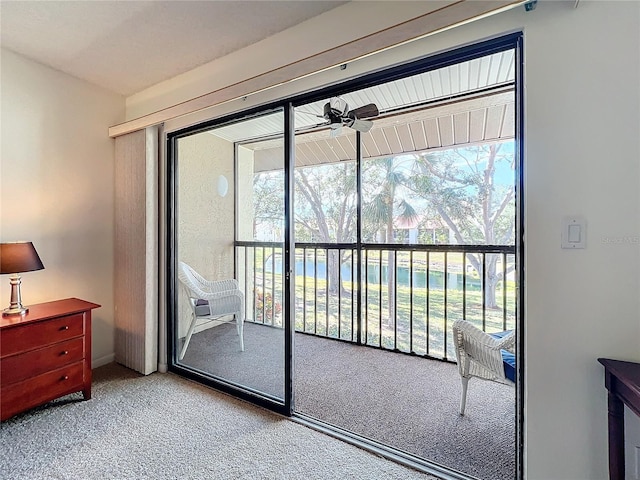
(247, 89, 514, 172)
(211, 50, 516, 171)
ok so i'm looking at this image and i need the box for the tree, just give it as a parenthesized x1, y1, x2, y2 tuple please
(362, 157, 418, 322)
(251, 142, 515, 311)
(251, 163, 357, 294)
(294, 162, 357, 294)
(409, 142, 515, 308)
(252, 171, 284, 240)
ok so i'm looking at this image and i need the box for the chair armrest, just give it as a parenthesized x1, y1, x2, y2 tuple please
(496, 331, 515, 353)
(203, 278, 240, 293)
(452, 319, 514, 382)
(198, 289, 244, 302)
(456, 323, 507, 350)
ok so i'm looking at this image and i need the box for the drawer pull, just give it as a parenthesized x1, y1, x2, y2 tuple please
(61, 375, 69, 381)
(60, 326, 69, 331)
(61, 350, 69, 355)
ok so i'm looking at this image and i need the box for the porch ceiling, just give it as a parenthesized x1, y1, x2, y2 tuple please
(248, 89, 514, 172)
(208, 49, 515, 171)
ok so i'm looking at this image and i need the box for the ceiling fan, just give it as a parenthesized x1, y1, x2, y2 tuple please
(320, 97, 380, 136)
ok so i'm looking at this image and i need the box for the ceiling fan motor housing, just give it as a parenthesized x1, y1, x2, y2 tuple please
(323, 101, 344, 126)
(321, 98, 378, 133)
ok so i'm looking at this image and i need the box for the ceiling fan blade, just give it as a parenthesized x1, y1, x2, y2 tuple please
(297, 109, 325, 119)
(348, 103, 379, 119)
(348, 118, 373, 133)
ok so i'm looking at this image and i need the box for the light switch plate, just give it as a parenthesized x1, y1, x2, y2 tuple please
(561, 216, 586, 249)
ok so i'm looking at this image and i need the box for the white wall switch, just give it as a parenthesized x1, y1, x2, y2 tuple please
(561, 216, 586, 249)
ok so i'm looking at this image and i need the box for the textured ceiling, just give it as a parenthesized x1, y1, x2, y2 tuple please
(0, 0, 347, 96)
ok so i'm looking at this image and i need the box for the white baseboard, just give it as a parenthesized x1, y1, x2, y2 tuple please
(93, 353, 115, 368)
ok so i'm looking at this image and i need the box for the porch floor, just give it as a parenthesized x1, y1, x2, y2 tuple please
(180, 322, 515, 480)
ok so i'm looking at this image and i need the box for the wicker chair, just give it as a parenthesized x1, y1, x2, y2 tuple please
(177, 261, 245, 360)
(452, 319, 515, 415)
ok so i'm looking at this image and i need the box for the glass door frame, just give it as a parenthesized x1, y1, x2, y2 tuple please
(166, 104, 295, 416)
(285, 33, 524, 478)
(165, 31, 524, 478)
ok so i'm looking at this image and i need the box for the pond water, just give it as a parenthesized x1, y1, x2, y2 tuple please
(264, 256, 481, 290)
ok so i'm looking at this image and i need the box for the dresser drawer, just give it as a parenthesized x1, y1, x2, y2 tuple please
(1, 361, 84, 420)
(0, 313, 84, 358)
(1, 337, 84, 385)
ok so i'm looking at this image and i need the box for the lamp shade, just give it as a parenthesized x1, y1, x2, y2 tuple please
(0, 242, 45, 274)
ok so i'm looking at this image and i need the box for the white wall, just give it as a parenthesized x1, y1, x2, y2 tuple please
(177, 132, 235, 279)
(176, 131, 235, 337)
(513, 4, 639, 479)
(1, 49, 125, 367)
(127, 2, 640, 479)
(125, 1, 455, 120)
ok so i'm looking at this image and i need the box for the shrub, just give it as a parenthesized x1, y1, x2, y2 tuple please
(255, 289, 282, 323)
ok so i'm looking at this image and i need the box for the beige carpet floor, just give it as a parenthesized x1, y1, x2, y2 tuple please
(0, 363, 438, 480)
(181, 322, 516, 479)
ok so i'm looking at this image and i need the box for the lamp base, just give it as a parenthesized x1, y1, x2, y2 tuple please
(3, 306, 28, 316)
(3, 274, 28, 316)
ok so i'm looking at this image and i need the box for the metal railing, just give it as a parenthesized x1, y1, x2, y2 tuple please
(235, 241, 516, 361)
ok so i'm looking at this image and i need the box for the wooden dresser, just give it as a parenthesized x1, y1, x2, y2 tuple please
(0, 298, 100, 421)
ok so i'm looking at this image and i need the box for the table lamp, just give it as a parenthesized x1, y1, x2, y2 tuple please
(0, 242, 45, 316)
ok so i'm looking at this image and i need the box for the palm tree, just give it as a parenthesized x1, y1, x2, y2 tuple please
(363, 157, 418, 324)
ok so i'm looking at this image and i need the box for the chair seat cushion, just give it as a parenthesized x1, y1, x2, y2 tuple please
(490, 330, 516, 383)
(490, 330, 513, 340)
(500, 350, 516, 382)
(195, 299, 210, 316)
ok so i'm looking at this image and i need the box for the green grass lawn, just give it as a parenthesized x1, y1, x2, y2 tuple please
(294, 275, 515, 359)
(242, 246, 516, 360)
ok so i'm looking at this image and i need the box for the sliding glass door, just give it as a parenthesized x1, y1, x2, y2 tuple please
(166, 32, 522, 480)
(288, 40, 520, 480)
(168, 108, 292, 411)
